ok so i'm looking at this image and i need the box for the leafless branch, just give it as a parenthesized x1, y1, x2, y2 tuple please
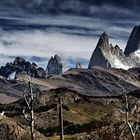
(23, 109, 30, 122)
(6, 82, 22, 89)
(116, 76, 139, 140)
(23, 93, 31, 110)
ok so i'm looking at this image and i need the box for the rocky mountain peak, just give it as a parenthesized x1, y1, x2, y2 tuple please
(110, 45, 124, 57)
(88, 31, 134, 70)
(47, 54, 63, 75)
(14, 57, 26, 65)
(88, 25, 140, 70)
(88, 32, 111, 69)
(97, 32, 110, 52)
(0, 57, 46, 78)
(124, 25, 140, 55)
(54, 54, 61, 62)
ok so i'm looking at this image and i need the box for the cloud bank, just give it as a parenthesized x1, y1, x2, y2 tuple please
(0, 14, 131, 69)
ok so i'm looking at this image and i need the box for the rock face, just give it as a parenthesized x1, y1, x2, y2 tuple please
(0, 57, 46, 78)
(124, 25, 140, 55)
(89, 25, 140, 70)
(47, 54, 63, 75)
(88, 32, 112, 69)
(88, 32, 126, 69)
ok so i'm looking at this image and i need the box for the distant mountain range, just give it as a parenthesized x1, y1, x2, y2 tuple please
(1, 25, 140, 78)
(0, 54, 63, 79)
(1, 66, 140, 104)
(0, 24, 140, 102)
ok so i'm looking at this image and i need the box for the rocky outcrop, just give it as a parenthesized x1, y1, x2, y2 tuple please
(0, 116, 47, 140)
(47, 54, 63, 75)
(124, 25, 140, 55)
(0, 57, 46, 78)
(110, 45, 124, 58)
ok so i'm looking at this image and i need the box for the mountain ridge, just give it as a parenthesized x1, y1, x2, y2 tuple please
(0, 66, 140, 104)
(89, 25, 140, 69)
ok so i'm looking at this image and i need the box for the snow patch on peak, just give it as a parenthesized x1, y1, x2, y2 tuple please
(114, 58, 131, 70)
(132, 49, 140, 57)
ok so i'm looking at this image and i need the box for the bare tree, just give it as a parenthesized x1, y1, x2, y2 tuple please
(0, 62, 36, 139)
(59, 97, 64, 140)
(23, 80, 35, 140)
(124, 93, 139, 140)
(11, 65, 36, 140)
(117, 77, 139, 140)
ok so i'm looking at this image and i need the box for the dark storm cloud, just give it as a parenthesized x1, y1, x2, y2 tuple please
(29, 56, 47, 62)
(0, 0, 139, 17)
(81, 0, 138, 8)
(21, 0, 140, 9)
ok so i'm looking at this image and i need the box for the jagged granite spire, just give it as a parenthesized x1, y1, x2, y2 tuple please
(88, 32, 111, 69)
(97, 32, 110, 51)
(124, 25, 140, 55)
(47, 54, 63, 75)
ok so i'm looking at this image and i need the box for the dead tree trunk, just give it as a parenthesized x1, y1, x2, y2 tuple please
(29, 81, 34, 140)
(116, 76, 139, 140)
(23, 81, 35, 140)
(124, 94, 139, 140)
(59, 97, 64, 140)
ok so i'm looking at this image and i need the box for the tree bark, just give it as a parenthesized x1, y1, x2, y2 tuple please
(59, 97, 64, 140)
(29, 81, 34, 140)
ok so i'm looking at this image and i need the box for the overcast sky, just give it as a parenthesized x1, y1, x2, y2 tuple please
(0, 0, 139, 69)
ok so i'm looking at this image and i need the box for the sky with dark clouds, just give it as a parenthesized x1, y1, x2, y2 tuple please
(0, 0, 139, 70)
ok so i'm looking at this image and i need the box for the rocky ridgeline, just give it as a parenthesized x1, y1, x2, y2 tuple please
(0, 54, 63, 78)
(0, 25, 140, 78)
(0, 57, 46, 78)
(89, 25, 140, 69)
